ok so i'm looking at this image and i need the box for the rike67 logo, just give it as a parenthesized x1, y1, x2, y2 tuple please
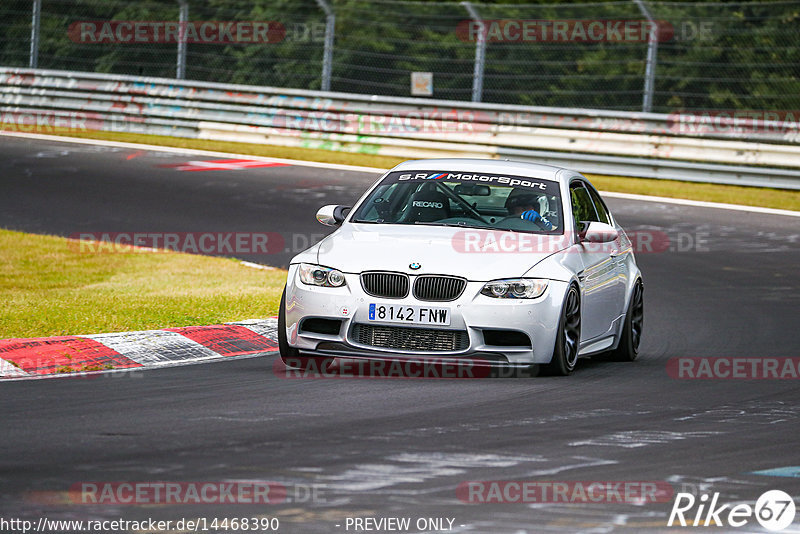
(668, 490, 796, 531)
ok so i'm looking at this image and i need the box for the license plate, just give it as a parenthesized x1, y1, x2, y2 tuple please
(368, 304, 450, 326)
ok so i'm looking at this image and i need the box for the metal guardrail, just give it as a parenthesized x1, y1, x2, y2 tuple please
(1, 68, 799, 190)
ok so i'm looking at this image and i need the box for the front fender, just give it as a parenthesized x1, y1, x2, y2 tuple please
(524, 246, 581, 285)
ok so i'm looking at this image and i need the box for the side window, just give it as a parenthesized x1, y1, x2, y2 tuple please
(356, 184, 392, 221)
(570, 184, 598, 231)
(358, 183, 412, 222)
(586, 187, 611, 225)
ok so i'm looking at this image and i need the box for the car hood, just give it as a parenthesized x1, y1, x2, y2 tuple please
(309, 223, 571, 280)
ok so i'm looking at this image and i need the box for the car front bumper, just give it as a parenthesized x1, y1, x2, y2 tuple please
(284, 264, 568, 367)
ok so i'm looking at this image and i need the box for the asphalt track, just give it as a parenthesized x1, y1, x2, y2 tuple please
(1, 135, 799, 533)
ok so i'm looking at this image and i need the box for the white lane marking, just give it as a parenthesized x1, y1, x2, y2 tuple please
(0, 357, 30, 377)
(0, 131, 385, 173)
(2, 131, 796, 216)
(524, 456, 618, 476)
(320, 452, 545, 492)
(84, 329, 219, 366)
(602, 191, 800, 217)
(569, 430, 723, 448)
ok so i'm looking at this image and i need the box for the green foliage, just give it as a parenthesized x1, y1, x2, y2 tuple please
(0, 0, 798, 111)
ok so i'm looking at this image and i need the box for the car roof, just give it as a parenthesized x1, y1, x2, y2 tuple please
(389, 158, 575, 182)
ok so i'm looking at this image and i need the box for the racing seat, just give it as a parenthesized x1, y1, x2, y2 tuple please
(404, 183, 451, 223)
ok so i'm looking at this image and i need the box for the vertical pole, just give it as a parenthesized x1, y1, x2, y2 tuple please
(461, 1, 485, 102)
(29, 0, 42, 68)
(177, 0, 189, 79)
(315, 0, 335, 92)
(634, 0, 658, 112)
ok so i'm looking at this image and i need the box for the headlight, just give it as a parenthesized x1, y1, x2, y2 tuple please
(299, 263, 347, 287)
(480, 278, 548, 299)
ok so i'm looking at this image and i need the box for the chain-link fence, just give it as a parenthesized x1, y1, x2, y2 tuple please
(1, 0, 799, 112)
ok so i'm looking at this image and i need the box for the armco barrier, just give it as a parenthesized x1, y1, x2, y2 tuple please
(1, 68, 799, 189)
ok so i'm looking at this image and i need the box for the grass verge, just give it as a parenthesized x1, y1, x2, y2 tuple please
(4, 127, 797, 212)
(584, 173, 799, 212)
(0, 228, 286, 339)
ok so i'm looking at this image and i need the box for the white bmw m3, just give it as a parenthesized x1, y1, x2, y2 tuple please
(279, 159, 643, 376)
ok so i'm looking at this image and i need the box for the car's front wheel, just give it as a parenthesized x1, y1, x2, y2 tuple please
(278, 288, 334, 372)
(612, 280, 643, 362)
(544, 284, 581, 376)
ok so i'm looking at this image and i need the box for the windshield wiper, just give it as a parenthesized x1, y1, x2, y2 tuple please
(413, 221, 492, 229)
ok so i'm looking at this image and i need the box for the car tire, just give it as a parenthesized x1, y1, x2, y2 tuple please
(611, 280, 643, 362)
(278, 288, 334, 373)
(544, 284, 581, 376)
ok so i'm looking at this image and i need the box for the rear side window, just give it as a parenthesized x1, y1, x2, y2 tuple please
(587, 187, 611, 225)
(569, 184, 597, 230)
(570, 182, 610, 229)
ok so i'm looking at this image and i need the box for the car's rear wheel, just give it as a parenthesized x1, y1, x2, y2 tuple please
(612, 280, 643, 362)
(544, 285, 581, 376)
(278, 288, 334, 372)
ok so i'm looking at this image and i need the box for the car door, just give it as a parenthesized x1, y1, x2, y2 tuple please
(569, 180, 624, 341)
(586, 184, 630, 316)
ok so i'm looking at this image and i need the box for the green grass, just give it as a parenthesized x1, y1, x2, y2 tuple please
(584, 174, 800, 212)
(0, 229, 286, 339)
(5, 126, 797, 212)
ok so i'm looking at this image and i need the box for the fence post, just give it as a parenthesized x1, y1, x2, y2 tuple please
(176, 0, 189, 79)
(633, 0, 658, 112)
(29, 0, 42, 68)
(461, 1, 485, 103)
(315, 0, 335, 92)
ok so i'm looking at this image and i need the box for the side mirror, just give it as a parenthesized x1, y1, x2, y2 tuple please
(316, 205, 351, 226)
(581, 221, 618, 243)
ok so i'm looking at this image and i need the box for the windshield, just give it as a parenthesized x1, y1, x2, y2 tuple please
(350, 170, 564, 234)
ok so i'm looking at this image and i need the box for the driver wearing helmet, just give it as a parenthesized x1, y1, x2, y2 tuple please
(504, 190, 554, 230)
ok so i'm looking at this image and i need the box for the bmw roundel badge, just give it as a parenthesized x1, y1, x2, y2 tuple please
(409, 262, 421, 270)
